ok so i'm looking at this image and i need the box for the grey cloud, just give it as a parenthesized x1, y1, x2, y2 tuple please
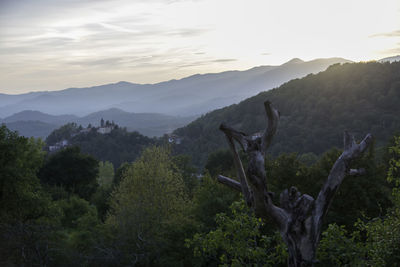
(0, 37, 76, 55)
(178, 61, 211, 68)
(81, 23, 109, 32)
(66, 52, 177, 69)
(68, 57, 126, 67)
(381, 44, 400, 54)
(370, 30, 400, 38)
(167, 28, 210, 37)
(212, 59, 237, 63)
(178, 58, 237, 68)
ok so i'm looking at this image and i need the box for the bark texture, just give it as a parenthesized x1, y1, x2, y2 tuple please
(217, 101, 373, 267)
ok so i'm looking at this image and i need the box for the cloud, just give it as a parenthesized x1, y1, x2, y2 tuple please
(178, 58, 237, 68)
(381, 43, 400, 54)
(67, 57, 126, 67)
(369, 30, 400, 38)
(167, 28, 210, 37)
(212, 59, 237, 63)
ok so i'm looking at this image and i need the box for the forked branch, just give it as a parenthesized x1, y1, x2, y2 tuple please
(313, 132, 373, 230)
(262, 101, 280, 151)
(218, 126, 252, 205)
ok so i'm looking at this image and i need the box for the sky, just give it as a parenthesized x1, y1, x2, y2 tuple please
(0, 0, 399, 94)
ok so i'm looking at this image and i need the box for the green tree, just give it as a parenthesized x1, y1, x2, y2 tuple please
(317, 136, 400, 266)
(204, 149, 235, 178)
(192, 174, 239, 231)
(0, 125, 47, 221)
(360, 135, 400, 266)
(91, 161, 115, 221)
(113, 162, 130, 186)
(106, 146, 194, 266)
(39, 146, 99, 200)
(172, 154, 199, 198)
(98, 161, 115, 189)
(188, 200, 287, 267)
(0, 125, 62, 266)
(316, 224, 365, 266)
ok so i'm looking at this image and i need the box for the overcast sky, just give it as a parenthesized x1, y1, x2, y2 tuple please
(1, 0, 399, 94)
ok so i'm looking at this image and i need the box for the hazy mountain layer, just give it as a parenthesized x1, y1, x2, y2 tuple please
(0, 57, 351, 117)
(4, 121, 59, 139)
(379, 55, 400, 63)
(2, 110, 79, 125)
(1, 108, 195, 138)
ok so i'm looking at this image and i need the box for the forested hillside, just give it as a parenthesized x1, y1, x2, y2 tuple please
(46, 123, 156, 168)
(174, 61, 400, 166)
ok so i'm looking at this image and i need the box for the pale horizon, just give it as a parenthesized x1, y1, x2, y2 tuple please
(1, 0, 400, 94)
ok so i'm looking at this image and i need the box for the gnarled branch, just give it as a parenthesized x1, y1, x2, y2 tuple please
(261, 101, 280, 151)
(219, 126, 253, 205)
(313, 132, 373, 236)
(217, 175, 242, 192)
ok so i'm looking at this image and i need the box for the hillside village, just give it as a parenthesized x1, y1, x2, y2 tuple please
(48, 118, 116, 152)
(47, 118, 183, 152)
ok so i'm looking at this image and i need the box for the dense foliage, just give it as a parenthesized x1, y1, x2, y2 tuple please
(39, 146, 99, 200)
(188, 200, 287, 266)
(174, 61, 400, 167)
(106, 146, 195, 266)
(1, 125, 400, 266)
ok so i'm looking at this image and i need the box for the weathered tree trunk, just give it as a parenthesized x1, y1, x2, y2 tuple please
(217, 101, 372, 267)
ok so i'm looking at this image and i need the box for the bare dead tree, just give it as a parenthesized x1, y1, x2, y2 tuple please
(217, 101, 372, 267)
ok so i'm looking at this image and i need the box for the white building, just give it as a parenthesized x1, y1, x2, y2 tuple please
(97, 127, 113, 134)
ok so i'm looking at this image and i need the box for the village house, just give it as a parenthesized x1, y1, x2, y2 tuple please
(49, 139, 69, 152)
(97, 126, 113, 134)
(168, 134, 182, 144)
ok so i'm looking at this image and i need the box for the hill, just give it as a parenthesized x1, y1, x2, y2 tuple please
(2, 110, 78, 125)
(76, 108, 195, 137)
(45, 123, 155, 168)
(0, 57, 351, 117)
(3, 121, 59, 139)
(174, 61, 400, 167)
(379, 55, 400, 63)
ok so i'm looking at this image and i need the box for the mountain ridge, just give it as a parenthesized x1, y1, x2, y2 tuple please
(173, 61, 400, 167)
(0, 57, 352, 117)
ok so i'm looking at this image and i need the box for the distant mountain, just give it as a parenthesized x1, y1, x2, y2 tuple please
(2, 108, 195, 138)
(2, 110, 78, 125)
(3, 121, 59, 139)
(0, 57, 351, 117)
(379, 55, 400, 63)
(76, 108, 196, 137)
(174, 61, 400, 167)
